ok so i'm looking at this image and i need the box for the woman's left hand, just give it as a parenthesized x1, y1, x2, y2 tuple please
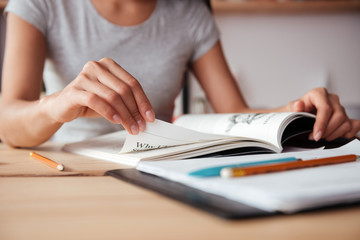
(286, 87, 360, 141)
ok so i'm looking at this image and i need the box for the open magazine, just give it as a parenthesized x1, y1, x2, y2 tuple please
(63, 112, 315, 166)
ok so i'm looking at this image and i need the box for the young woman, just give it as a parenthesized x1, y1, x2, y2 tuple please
(0, 0, 359, 147)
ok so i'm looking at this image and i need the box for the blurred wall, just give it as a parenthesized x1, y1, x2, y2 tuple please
(0, 13, 5, 92)
(188, 12, 360, 119)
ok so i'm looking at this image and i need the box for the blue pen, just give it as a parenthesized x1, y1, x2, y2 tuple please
(188, 157, 299, 178)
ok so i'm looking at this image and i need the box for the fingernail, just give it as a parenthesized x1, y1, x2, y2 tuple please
(146, 110, 155, 122)
(137, 119, 146, 131)
(314, 131, 322, 142)
(131, 124, 139, 135)
(113, 114, 122, 123)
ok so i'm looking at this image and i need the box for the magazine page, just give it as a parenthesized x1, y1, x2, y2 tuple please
(174, 112, 314, 150)
(62, 129, 223, 166)
(120, 119, 229, 153)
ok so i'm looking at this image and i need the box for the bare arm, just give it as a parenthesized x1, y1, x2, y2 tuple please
(191, 41, 360, 141)
(0, 13, 155, 147)
(191, 41, 249, 113)
(0, 13, 59, 147)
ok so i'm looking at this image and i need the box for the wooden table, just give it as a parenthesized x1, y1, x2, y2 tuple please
(1, 143, 360, 240)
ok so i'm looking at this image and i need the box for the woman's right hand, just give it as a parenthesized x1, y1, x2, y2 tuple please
(40, 57, 155, 135)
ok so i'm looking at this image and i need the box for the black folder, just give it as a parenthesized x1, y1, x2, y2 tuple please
(106, 169, 274, 219)
(105, 138, 359, 219)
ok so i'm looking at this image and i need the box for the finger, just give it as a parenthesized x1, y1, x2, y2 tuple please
(321, 95, 350, 140)
(74, 90, 120, 123)
(97, 65, 147, 131)
(344, 119, 360, 139)
(100, 77, 147, 131)
(302, 88, 332, 141)
(292, 100, 305, 112)
(99, 58, 155, 122)
(82, 60, 145, 132)
(82, 90, 141, 134)
(325, 120, 351, 141)
(287, 99, 318, 141)
(75, 71, 141, 134)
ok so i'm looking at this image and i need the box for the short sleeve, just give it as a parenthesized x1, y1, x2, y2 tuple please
(5, 0, 49, 36)
(186, 1, 220, 63)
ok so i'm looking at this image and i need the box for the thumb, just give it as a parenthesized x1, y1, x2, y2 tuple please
(289, 100, 305, 112)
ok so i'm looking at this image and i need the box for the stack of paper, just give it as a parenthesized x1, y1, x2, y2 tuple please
(136, 140, 360, 213)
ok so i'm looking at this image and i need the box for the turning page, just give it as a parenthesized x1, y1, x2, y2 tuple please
(120, 119, 226, 153)
(174, 112, 315, 150)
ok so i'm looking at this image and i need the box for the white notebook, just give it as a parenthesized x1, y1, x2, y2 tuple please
(136, 139, 360, 213)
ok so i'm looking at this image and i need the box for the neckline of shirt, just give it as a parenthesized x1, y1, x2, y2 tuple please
(86, 0, 161, 31)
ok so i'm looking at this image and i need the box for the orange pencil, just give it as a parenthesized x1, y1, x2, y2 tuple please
(30, 152, 64, 171)
(220, 154, 358, 178)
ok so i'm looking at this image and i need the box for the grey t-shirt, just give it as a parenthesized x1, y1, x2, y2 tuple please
(5, 0, 219, 142)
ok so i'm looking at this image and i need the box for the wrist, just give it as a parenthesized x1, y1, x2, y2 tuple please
(38, 95, 63, 127)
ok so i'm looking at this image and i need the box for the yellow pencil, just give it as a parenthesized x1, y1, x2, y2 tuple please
(30, 152, 64, 171)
